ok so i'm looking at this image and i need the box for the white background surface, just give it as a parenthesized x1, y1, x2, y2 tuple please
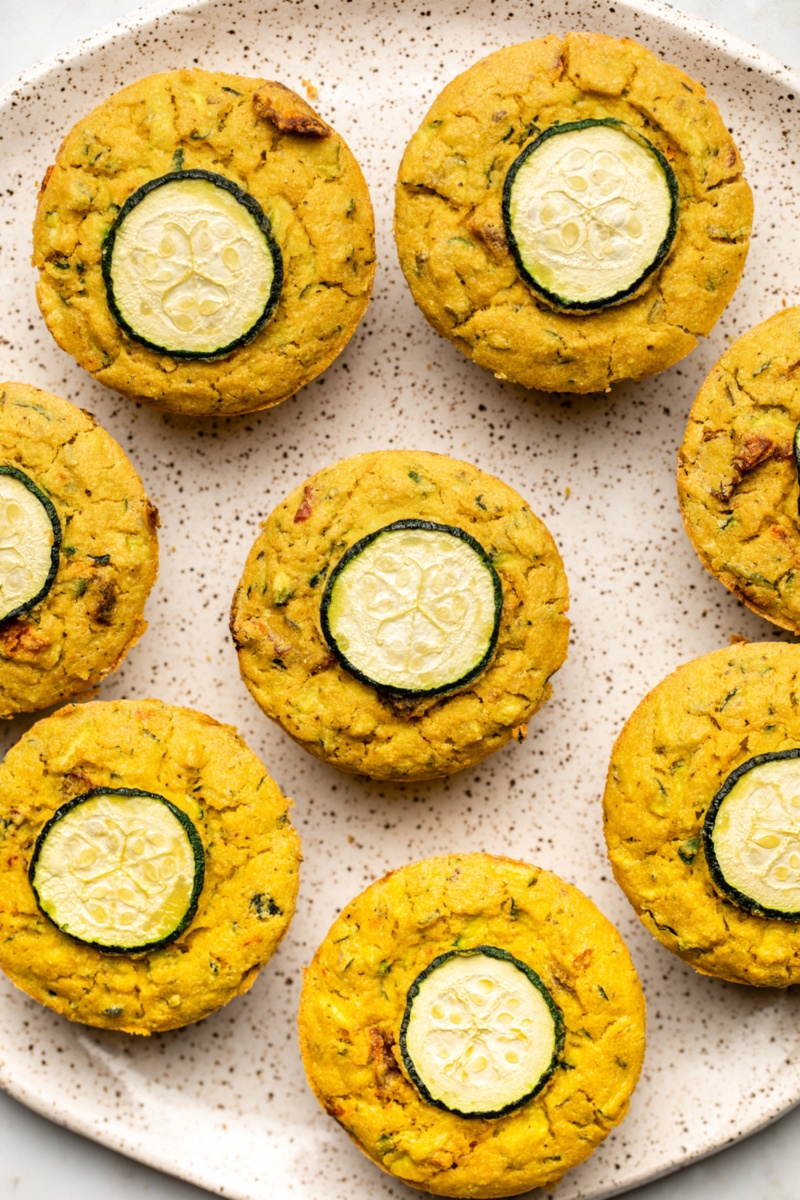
(1, 1, 800, 1198)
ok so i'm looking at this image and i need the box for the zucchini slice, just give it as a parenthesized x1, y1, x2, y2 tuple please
(399, 946, 564, 1118)
(320, 519, 502, 698)
(29, 788, 205, 954)
(0, 465, 61, 623)
(793, 422, 800, 514)
(703, 750, 800, 920)
(102, 170, 283, 358)
(502, 118, 679, 311)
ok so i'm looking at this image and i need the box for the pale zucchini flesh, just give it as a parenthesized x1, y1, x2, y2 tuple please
(503, 119, 678, 311)
(103, 170, 283, 358)
(320, 519, 502, 697)
(0, 465, 61, 623)
(704, 750, 800, 919)
(399, 946, 564, 1118)
(29, 788, 205, 954)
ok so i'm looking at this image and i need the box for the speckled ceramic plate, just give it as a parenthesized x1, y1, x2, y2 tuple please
(0, 1, 799, 1197)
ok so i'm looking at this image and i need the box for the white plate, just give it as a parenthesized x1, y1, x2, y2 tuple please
(1, 1, 799, 1197)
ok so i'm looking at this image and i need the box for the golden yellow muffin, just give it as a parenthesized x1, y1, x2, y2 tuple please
(0, 698, 301, 1033)
(0, 382, 158, 717)
(299, 853, 646, 1198)
(33, 69, 375, 415)
(230, 450, 569, 780)
(395, 32, 752, 393)
(679, 307, 800, 631)
(603, 641, 800, 986)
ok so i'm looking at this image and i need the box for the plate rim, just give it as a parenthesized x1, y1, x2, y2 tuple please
(1, 0, 798, 112)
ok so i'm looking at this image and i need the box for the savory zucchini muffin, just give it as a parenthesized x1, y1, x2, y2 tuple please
(0, 382, 158, 717)
(679, 306, 800, 631)
(33, 69, 375, 415)
(395, 31, 752, 393)
(0, 698, 301, 1033)
(299, 853, 646, 1198)
(604, 642, 800, 986)
(230, 450, 569, 780)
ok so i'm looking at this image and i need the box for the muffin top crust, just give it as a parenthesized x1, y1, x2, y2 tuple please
(0, 382, 158, 717)
(679, 306, 800, 632)
(0, 698, 301, 1033)
(395, 32, 752, 393)
(299, 853, 645, 1198)
(605, 642, 800, 986)
(33, 69, 375, 415)
(231, 450, 569, 780)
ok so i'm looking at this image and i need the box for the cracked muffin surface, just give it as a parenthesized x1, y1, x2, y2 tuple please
(0, 698, 301, 1033)
(395, 32, 751, 394)
(230, 450, 569, 781)
(33, 69, 375, 415)
(0, 382, 158, 717)
(298, 853, 645, 1198)
(604, 642, 800, 986)
(679, 307, 800, 632)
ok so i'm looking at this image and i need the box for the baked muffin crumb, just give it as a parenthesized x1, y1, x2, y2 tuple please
(33, 69, 375, 415)
(0, 698, 301, 1033)
(395, 32, 751, 394)
(604, 642, 800, 986)
(231, 450, 569, 780)
(679, 306, 800, 631)
(0, 381, 158, 717)
(300, 853, 645, 1197)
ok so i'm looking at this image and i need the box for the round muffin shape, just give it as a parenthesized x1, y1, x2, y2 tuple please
(703, 751, 800, 921)
(30, 788, 205, 954)
(33, 69, 375, 416)
(320, 520, 503, 698)
(0, 465, 61, 622)
(230, 450, 569, 780)
(0, 698, 301, 1034)
(0, 382, 159, 718)
(298, 853, 646, 1198)
(603, 642, 800, 987)
(103, 171, 283, 358)
(503, 119, 678, 311)
(395, 31, 752, 394)
(679, 306, 800, 632)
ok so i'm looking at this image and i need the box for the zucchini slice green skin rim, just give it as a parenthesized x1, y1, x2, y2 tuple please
(101, 169, 284, 360)
(793, 423, 800, 516)
(703, 749, 800, 921)
(29, 787, 206, 955)
(398, 945, 565, 1120)
(0, 464, 61, 625)
(319, 518, 504, 699)
(501, 118, 680, 312)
